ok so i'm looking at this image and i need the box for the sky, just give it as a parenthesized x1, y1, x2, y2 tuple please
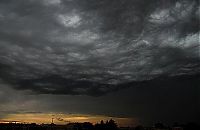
(0, 0, 199, 127)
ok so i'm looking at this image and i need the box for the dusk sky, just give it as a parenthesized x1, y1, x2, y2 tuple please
(0, 0, 199, 127)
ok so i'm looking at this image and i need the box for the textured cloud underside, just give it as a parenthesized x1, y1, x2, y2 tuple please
(0, 0, 199, 96)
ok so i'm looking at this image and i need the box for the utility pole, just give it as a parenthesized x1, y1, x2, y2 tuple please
(51, 118, 54, 124)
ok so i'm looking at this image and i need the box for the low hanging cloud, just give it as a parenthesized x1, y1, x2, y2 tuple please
(0, 0, 199, 96)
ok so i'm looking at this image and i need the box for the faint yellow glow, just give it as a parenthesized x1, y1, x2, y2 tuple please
(1, 113, 138, 127)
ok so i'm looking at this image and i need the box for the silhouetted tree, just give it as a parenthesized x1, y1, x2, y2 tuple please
(94, 119, 118, 130)
(107, 119, 118, 129)
(100, 120, 104, 125)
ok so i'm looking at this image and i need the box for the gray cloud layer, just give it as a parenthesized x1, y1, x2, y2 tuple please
(0, 0, 199, 96)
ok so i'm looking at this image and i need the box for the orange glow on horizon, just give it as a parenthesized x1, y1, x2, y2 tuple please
(1, 113, 139, 127)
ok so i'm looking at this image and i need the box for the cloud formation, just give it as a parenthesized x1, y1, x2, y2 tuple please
(0, 0, 199, 96)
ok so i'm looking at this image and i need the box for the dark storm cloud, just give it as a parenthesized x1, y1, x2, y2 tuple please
(0, 75, 199, 124)
(0, 0, 199, 96)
